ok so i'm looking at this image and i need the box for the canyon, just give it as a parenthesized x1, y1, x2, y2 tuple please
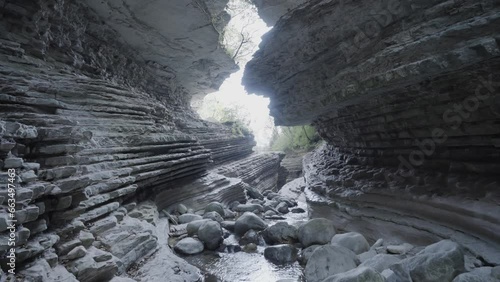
(1, 0, 499, 282)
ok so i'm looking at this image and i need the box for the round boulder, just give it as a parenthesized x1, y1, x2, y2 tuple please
(298, 218, 336, 247)
(264, 244, 298, 264)
(331, 232, 370, 255)
(305, 245, 357, 282)
(262, 222, 298, 245)
(239, 229, 261, 246)
(203, 211, 223, 223)
(198, 221, 223, 250)
(174, 238, 204, 255)
(234, 212, 267, 236)
(186, 219, 211, 236)
(204, 202, 225, 217)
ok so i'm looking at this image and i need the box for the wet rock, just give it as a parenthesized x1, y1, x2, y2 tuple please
(198, 221, 223, 250)
(264, 244, 298, 264)
(243, 243, 257, 253)
(291, 207, 305, 213)
(226, 244, 242, 253)
(203, 211, 224, 223)
(331, 232, 370, 255)
(298, 245, 321, 265)
(264, 210, 278, 217)
(390, 240, 464, 282)
(298, 218, 336, 247)
(234, 212, 267, 236)
(360, 254, 401, 273)
(234, 203, 264, 213)
(178, 214, 203, 224)
(387, 243, 414, 255)
(239, 229, 261, 245)
(4, 157, 23, 168)
(267, 192, 280, 200)
(204, 202, 225, 217)
(174, 238, 204, 255)
(276, 202, 289, 214)
(322, 266, 385, 282)
(262, 222, 298, 245)
(305, 245, 358, 282)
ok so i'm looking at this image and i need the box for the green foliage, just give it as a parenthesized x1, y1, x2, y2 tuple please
(223, 120, 252, 137)
(270, 125, 320, 152)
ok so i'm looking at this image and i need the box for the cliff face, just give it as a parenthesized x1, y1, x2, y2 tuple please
(0, 1, 283, 280)
(245, 0, 500, 264)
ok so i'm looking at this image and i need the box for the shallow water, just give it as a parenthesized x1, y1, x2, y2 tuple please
(183, 192, 310, 282)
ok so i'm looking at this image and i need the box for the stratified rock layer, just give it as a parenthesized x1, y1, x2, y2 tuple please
(245, 0, 500, 266)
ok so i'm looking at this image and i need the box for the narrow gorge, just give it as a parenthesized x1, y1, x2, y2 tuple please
(1, 1, 499, 282)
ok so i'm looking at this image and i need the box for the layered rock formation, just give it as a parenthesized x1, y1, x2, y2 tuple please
(0, 1, 286, 281)
(245, 0, 500, 265)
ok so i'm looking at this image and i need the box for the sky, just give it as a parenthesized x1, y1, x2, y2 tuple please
(197, 0, 274, 149)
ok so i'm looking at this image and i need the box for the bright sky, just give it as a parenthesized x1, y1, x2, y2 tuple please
(198, 1, 274, 149)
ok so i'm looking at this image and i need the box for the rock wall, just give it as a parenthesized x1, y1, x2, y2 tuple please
(245, 0, 500, 265)
(0, 0, 268, 280)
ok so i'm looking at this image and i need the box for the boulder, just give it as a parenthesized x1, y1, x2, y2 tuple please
(186, 219, 211, 236)
(198, 221, 223, 250)
(357, 250, 377, 263)
(305, 245, 358, 282)
(178, 214, 203, 224)
(322, 267, 386, 282)
(276, 202, 289, 214)
(204, 202, 225, 217)
(239, 229, 261, 245)
(66, 246, 87, 260)
(174, 238, 204, 255)
(234, 204, 264, 213)
(234, 212, 267, 236)
(243, 243, 257, 253)
(177, 204, 188, 215)
(264, 244, 298, 264)
(298, 218, 336, 247)
(245, 186, 264, 200)
(221, 220, 235, 232)
(291, 207, 306, 213)
(331, 232, 370, 255)
(360, 254, 402, 273)
(262, 222, 298, 245)
(390, 240, 465, 282)
(298, 245, 321, 265)
(203, 211, 223, 223)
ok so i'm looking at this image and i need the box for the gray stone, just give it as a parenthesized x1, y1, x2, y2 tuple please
(360, 254, 402, 273)
(204, 202, 225, 217)
(234, 203, 264, 213)
(177, 204, 188, 215)
(264, 244, 298, 264)
(331, 232, 370, 255)
(221, 220, 235, 232)
(305, 244, 358, 282)
(79, 231, 95, 248)
(245, 186, 264, 200)
(20, 170, 37, 183)
(390, 240, 465, 282)
(243, 243, 257, 253)
(358, 249, 378, 263)
(4, 157, 23, 168)
(178, 213, 203, 224)
(298, 244, 321, 265)
(453, 267, 496, 282)
(298, 218, 336, 247)
(67, 246, 87, 260)
(187, 219, 211, 236)
(174, 237, 204, 255)
(239, 229, 261, 246)
(276, 202, 289, 214)
(203, 211, 224, 223)
(262, 221, 298, 245)
(234, 212, 267, 235)
(322, 267, 386, 282)
(198, 221, 223, 250)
